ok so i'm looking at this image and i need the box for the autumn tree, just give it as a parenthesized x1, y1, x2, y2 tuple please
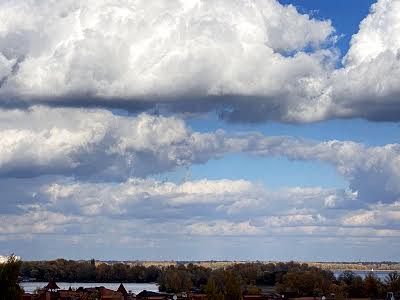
(244, 285, 262, 295)
(337, 271, 364, 298)
(205, 278, 224, 300)
(385, 272, 400, 294)
(204, 270, 242, 300)
(364, 273, 380, 298)
(157, 268, 192, 293)
(276, 269, 334, 297)
(224, 271, 242, 300)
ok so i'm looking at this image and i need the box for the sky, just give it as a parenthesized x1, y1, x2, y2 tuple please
(0, 0, 400, 262)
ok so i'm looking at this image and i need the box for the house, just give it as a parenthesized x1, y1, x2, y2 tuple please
(136, 290, 168, 300)
(117, 283, 135, 300)
(32, 280, 127, 300)
(57, 290, 80, 300)
(243, 295, 270, 300)
(44, 279, 60, 292)
(98, 287, 125, 300)
(27, 280, 140, 300)
(23, 294, 35, 300)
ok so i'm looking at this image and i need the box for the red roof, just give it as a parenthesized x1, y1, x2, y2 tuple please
(44, 279, 60, 290)
(117, 283, 128, 295)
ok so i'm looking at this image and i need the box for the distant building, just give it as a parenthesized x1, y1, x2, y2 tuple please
(44, 279, 60, 292)
(136, 290, 168, 299)
(98, 287, 125, 300)
(23, 280, 135, 300)
(22, 294, 35, 300)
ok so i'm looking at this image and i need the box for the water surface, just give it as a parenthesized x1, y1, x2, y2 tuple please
(21, 282, 158, 294)
(332, 270, 397, 280)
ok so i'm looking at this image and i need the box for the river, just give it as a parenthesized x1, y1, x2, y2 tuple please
(21, 282, 159, 294)
(21, 270, 398, 293)
(332, 270, 397, 280)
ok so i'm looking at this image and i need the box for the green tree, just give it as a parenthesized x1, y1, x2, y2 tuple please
(0, 255, 24, 300)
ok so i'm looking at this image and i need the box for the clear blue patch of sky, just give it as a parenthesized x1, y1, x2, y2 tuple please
(152, 154, 347, 189)
(187, 113, 400, 147)
(184, 113, 399, 190)
(150, 110, 400, 190)
(192, 155, 346, 189)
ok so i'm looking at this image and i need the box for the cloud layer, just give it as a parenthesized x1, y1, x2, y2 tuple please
(330, 0, 400, 121)
(1, 107, 399, 204)
(0, 0, 399, 122)
(0, 107, 399, 259)
(1, 175, 398, 260)
(0, 107, 222, 179)
(1, 0, 399, 260)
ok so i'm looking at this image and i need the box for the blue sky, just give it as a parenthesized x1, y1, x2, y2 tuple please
(279, 0, 377, 56)
(182, 0, 398, 196)
(183, 115, 400, 190)
(1, 0, 400, 261)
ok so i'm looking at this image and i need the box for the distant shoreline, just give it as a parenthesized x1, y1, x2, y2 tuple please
(21, 259, 400, 271)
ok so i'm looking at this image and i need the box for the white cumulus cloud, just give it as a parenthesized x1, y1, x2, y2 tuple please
(0, 0, 338, 122)
(0, 107, 400, 204)
(330, 0, 400, 121)
(1, 0, 399, 123)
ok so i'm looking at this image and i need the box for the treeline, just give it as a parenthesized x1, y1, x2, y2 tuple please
(154, 263, 400, 298)
(21, 259, 159, 283)
(19, 260, 400, 298)
(20, 260, 313, 285)
(309, 262, 400, 271)
(277, 269, 400, 298)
